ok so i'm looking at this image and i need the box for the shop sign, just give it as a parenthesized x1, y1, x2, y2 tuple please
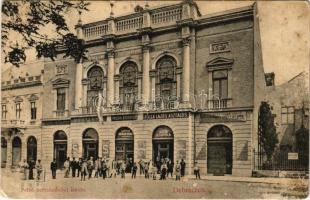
(200, 111, 246, 123)
(288, 152, 298, 160)
(111, 114, 137, 121)
(153, 128, 173, 138)
(144, 112, 189, 120)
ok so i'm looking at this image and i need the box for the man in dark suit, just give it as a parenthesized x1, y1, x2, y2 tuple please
(50, 159, 57, 179)
(180, 159, 186, 177)
(71, 157, 77, 177)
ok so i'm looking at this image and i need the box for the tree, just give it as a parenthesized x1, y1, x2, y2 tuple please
(2, 0, 90, 67)
(258, 101, 279, 163)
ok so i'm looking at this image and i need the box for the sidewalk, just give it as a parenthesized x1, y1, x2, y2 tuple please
(186, 175, 309, 185)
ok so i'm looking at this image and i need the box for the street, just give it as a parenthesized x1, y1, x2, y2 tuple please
(1, 170, 308, 199)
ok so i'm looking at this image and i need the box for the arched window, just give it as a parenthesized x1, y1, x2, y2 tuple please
(1, 137, 7, 167)
(82, 128, 99, 159)
(155, 56, 177, 108)
(54, 131, 67, 169)
(12, 137, 22, 167)
(119, 61, 138, 110)
(152, 125, 174, 163)
(87, 66, 104, 111)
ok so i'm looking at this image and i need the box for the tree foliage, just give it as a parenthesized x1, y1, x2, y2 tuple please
(2, 0, 90, 67)
(259, 101, 278, 161)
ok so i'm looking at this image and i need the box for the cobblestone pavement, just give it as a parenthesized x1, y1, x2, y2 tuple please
(1, 170, 308, 199)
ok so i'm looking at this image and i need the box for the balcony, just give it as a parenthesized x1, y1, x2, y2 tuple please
(1, 119, 26, 128)
(205, 99, 232, 111)
(81, 3, 187, 41)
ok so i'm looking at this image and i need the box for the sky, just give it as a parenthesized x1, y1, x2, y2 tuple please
(2, 1, 309, 85)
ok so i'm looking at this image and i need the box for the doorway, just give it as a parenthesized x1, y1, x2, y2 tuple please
(54, 131, 67, 169)
(152, 126, 174, 163)
(82, 128, 98, 159)
(12, 137, 21, 167)
(115, 127, 134, 162)
(207, 125, 232, 175)
(1, 137, 7, 168)
(27, 136, 37, 162)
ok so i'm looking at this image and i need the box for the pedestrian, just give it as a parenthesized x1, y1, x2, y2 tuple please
(64, 157, 70, 178)
(81, 159, 88, 181)
(94, 158, 99, 178)
(87, 157, 94, 179)
(28, 159, 35, 180)
(131, 162, 137, 179)
(98, 157, 102, 177)
(180, 159, 186, 177)
(71, 157, 77, 177)
(139, 160, 144, 175)
(175, 160, 181, 181)
(21, 159, 29, 180)
(121, 161, 126, 179)
(109, 159, 117, 178)
(50, 159, 57, 179)
(151, 162, 157, 180)
(77, 158, 82, 177)
(144, 162, 149, 179)
(194, 162, 201, 179)
(36, 159, 43, 180)
(160, 162, 167, 180)
(167, 160, 174, 178)
(102, 160, 107, 179)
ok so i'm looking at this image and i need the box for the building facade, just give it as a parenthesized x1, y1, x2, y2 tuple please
(2, 1, 267, 177)
(1, 62, 44, 169)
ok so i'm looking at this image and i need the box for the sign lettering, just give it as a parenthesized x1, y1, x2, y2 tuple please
(144, 112, 189, 120)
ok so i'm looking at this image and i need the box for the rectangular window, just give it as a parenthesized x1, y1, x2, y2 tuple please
(57, 88, 66, 111)
(2, 105, 7, 119)
(16, 103, 21, 119)
(213, 70, 228, 99)
(281, 106, 294, 124)
(30, 102, 37, 120)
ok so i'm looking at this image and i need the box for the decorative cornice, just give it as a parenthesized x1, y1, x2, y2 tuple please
(28, 94, 39, 102)
(52, 78, 70, 88)
(14, 96, 23, 103)
(182, 37, 191, 46)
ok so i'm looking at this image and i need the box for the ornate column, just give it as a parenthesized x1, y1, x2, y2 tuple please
(107, 50, 115, 107)
(75, 62, 83, 109)
(182, 37, 191, 103)
(142, 45, 151, 104)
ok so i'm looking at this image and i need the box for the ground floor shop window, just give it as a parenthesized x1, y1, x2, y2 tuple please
(152, 125, 174, 170)
(207, 125, 232, 175)
(12, 137, 21, 167)
(115, 127, 134, 173)
(54, 131, 67, 169)
(83, 128, 98, 160)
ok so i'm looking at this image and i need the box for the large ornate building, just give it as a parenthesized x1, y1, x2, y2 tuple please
(2, 1, 267, 176)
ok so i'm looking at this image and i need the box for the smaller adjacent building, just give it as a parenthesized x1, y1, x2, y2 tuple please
(1, 61, 44, 168)
(262, 71, 309, 170)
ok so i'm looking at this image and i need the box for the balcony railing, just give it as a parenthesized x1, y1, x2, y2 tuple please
(82, 4, 184, 41)
(53, 110, 69, 118)
(81, 106, 98, 115)
(206, 99, 230, 110)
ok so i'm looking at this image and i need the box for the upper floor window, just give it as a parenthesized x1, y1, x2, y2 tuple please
(30, 102, 37, 120)
(57, 88, 66, 111)
(212, 70, 228, 99)
(119, 61, 138, 109)
(87, 66, 104, 109)
(2, 105, 7, 119)
(155, 56, 177, 108)
(281, 106, 294, 124)
(16, 103, 21, 119)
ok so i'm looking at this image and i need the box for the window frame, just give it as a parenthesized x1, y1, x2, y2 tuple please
(15, 103, 21, 119)
(1, 104, 7, 119)
(30, 101, 37, 120)
(281, 106, 295, 124)
(212, 70, 228, 99)
(56, 88, 66, 111)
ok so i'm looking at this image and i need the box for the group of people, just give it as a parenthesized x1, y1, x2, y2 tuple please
(20, 159, 43, 180)
(48, 156, 201, 181)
